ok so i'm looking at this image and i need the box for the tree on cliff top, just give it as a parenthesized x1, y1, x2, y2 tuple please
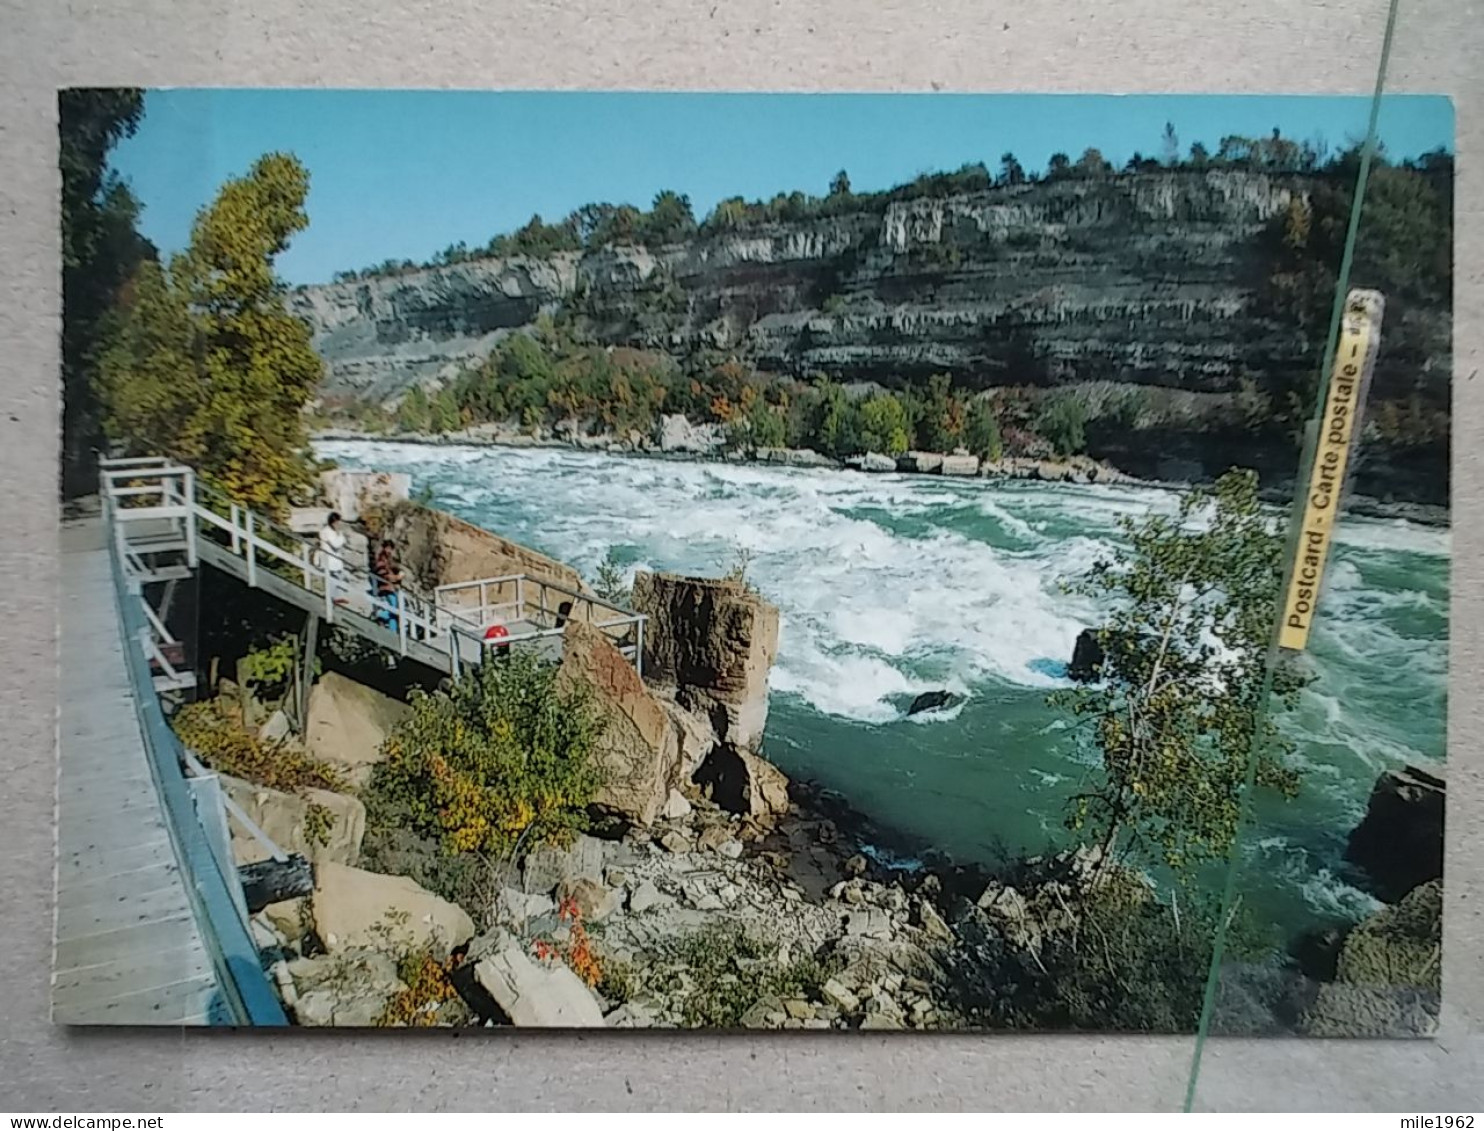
(60, 89, 152, 499)
(1052, 469, 1305, 878)
(98, 152, 323, 512)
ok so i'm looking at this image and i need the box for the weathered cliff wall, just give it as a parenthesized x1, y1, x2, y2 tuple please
(292, 170, 1445, 411)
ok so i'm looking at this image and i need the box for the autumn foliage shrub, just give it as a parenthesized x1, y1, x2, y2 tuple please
(366, 651, 605, 856)
(376, 950, 467, 1028)
(533, 896, 603, 988)
(172, 698, 344, 793)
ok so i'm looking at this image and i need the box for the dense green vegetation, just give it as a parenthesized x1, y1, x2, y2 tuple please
(60, 89, 153, 498)
(97, 153, 324, 512)
(336, 316, 1019, 461)
(365, 651, 606, 856)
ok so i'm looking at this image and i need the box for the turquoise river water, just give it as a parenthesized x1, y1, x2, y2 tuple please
(319, 440, 1448, 939)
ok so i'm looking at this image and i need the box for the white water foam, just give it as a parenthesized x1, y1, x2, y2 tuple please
(320, 442, 1447, 771)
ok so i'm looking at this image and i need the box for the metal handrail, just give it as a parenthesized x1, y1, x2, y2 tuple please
(101, 459, 646, 682)
(99, 483, 287, 1026)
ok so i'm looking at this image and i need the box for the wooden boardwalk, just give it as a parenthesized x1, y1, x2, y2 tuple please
(53, 517, 227, 1025)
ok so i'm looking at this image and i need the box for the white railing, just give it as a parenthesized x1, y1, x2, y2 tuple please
(98, 458, 646, 679)
(435, 572, 646, 679)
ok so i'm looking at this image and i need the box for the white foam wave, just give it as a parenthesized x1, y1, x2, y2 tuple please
(319, 442, 1448, 760)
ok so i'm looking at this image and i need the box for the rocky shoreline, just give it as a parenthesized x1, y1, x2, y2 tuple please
(312, 423, 1450, 529)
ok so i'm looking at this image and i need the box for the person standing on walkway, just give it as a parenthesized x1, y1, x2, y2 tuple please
(372, 538, 404, 631)
(315, 511, 349, 606)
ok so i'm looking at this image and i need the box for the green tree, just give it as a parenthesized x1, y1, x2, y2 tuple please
(397, 385, 432, 433)
(813, 380, 861, 458)
(915, 373, 965, 452)
(1074, 147, 1114, 178)
(1052, 470, 1304, 876)
(1046, 152, 1072, 180)
(587, 203, 644, 247)
(1036, 395, 1088, 456)
(429, 385, 461, 434)
(367, 651, 606, 855)
(1188, 141, 1211, 167)
(591, 547, 631, 606)
(60, 89, 152, 499)
(829, 169, 852, 197)
(644, 190, 697, 245)
(963, 398, 1003, 462)
(728, 388, 787, 452)
(857, 393, 911, 455)
(98, 152, 322, 512)
(703, 196, 750, 234)
(999, 152, 1026, 186)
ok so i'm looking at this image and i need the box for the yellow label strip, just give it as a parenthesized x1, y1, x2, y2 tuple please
(1277, 289, 1385, 652)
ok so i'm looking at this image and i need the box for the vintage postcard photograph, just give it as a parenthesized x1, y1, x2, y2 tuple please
(56, 89, 1450, 1033)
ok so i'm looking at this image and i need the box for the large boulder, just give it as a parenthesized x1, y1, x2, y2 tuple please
(630, 572, 780, 752)
(556, 620, 680, 826)
(520, 833, 611, 896)
(320, 468, 411, 524)
(1068, 628, 1105, 682)
(755, 447, 839, 469)
(311, 862, 475, 955)
(692, 743, 790, 820)
(1345, 764, 1445, 902)
(1302, 879, 1442, 1037)
(383, 502, 585, 595)
(473, 933, 606, 1027)
(906, 690, 958, 716)
(939, 454, 980, 477)
(221, 772, 365, 868)
(287, 948, 407, 1027)
(305, 672, 411, 789)
(656, 413, 723, 454)
(896, 451, 944, 474)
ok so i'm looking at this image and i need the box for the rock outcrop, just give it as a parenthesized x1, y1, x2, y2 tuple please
(319, 468, 410, 523)
(691, 743, 790, 820)
(305, 672, 410, 789)
(381, 501, 585, 595)
(293, 172, 1352, 404)
(906, 690, 959, 717)
(472, 932, 607, 1027)
(655, 413, 723, 455)
(556, 620, 679, 826)
(631, 572, 780, 753)
(221, 773, 366, 869)
(1345, 764, 1445, 902)
(1068, 628, 1105, 682)
(287, 948, 408, 1027)
(311, 862, 476, 954)
(298, 169, 1450, 505)
(1301, 880, 1442, 1038)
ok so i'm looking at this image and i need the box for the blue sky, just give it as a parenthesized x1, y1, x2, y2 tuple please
(109, 90, 1454, 286)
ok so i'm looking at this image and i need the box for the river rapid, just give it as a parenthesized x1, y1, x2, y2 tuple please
(319, 440, 1448, 938)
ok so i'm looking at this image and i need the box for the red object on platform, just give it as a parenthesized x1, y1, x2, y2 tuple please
(484, 624, 509, 641)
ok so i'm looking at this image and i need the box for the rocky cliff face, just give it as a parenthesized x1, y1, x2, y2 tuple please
(294, 171, 1399, 404)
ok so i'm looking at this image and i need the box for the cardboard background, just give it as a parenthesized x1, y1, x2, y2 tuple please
(1, 0, 1478, 1110)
